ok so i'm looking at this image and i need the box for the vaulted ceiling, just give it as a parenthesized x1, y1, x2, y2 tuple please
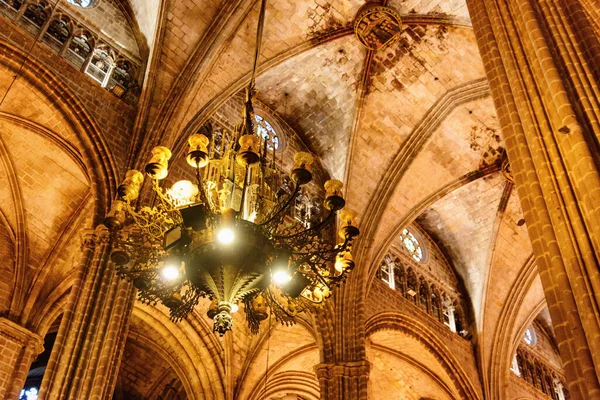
(0, 0, 555, 397)
(101, 0, 548, 342)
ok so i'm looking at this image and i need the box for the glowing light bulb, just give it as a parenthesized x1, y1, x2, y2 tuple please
(273, 269, 292, 285)
(169, 180, 198, 205)
(162, 265, 180, 281)
(231, 303, 239, 313)
(217, 228, 235, 245)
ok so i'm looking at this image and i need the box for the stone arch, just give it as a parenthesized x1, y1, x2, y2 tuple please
(235, 317, 319, 400)
(0, 39, 119, 225)
(0, 111, 96, 320)
(485, 255, 546, 400)
(369, 343, 457, 399)
(131, 304, 226, 400)
(366, 312, 481, 400)
(248, 370, 319, 400)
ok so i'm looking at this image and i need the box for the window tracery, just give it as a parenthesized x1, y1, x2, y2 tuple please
(400, 228, 424, 262)
(512, 347, 568, 400)
(66, 32, 92, 68)
(43, 17, 70, 51)
(377, 250, 467, 338)
(66, 0, 95, 7)
(22, 1, 49, 32)
(85, 47, 114, 85)
(1, 1, 139, 102)
(0, 0, 23, 12)
(254, 114, 280, 151)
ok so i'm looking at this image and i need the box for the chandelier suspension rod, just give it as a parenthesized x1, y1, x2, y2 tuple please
(249, 0, 268, 91)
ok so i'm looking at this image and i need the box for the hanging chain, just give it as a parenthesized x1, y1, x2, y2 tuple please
(249, 0, 268, 91)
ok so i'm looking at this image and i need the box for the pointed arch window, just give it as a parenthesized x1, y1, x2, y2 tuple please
(43, 17, 70, 51)
(85, 48, 114, 86)
(21, 1, 49, 34)
(66, 32, 92, 68)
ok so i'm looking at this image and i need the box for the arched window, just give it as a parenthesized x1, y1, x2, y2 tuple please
(454, 301, 465, 334)
(43, 17, 70, 52)
(380, 254, 395, 289)
(419, 280, 429, 312)
(430, 286, 441, 321)
(21, 1, 49, 34)
(442, 296, 456, 332)
(523, 326, 537, 346)
(0, 0, 24, 15)
(254, 114, 280, 151)
(66, 32, 92, 69)
(393, 261, 405, 295)
(406, 269, 418, 303)
(66, 0, 95, 7)
(400, 228, 424, 262)
(107, 60, 134, 96)
(85, 47, 114, 86)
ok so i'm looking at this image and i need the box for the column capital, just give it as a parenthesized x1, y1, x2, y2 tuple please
(80, 225, 113, 251)
(314, 360, 371, 380)
(0, 318, 44, 355)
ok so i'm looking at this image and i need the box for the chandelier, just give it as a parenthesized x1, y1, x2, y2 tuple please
(102, 0, 359, 336)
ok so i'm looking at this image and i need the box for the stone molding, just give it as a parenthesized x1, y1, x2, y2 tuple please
(0, 318, 44, 355)
(314, 360, 371, 380)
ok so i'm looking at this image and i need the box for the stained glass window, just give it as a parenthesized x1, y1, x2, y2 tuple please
(19, 387, 38, 400)
(66, 0, 94, 7)
(524, 327, 537, 346)
(400, 228, 423, 262)
(254, 114, 279, 150)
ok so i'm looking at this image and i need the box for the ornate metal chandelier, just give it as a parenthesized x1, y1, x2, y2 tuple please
(102, 0, 359, 336)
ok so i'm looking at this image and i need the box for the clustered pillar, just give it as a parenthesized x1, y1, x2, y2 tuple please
(466, 0, 600, 398)
(315, 360, 370, 400)
(38, 226, 135, 400)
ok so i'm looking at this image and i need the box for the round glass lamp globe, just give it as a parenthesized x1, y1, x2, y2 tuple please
(162, 265, 180, 281)
(170, 180, 198, 203)
(217, 228, 235, 245)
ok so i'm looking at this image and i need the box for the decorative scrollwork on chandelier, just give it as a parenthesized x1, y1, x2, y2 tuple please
(104, 89, 359, 335)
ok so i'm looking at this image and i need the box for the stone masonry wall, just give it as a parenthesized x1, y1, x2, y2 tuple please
(0, 17, 137, 176)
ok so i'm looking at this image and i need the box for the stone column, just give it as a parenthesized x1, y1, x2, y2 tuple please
(39, 227, 135, 400)
(466, 0, 600, 398)
(314, 360, 370, 400)
(0, 318, 43, 399)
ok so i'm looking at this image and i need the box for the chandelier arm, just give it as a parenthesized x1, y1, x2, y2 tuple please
(289, 255, 331, 289)
(122, 202, 167, 242)
(151, 179, 183, 225)
(273, 210, 335, 240)
(258, 183, 300, 227)
(265, 288, 298, 321)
